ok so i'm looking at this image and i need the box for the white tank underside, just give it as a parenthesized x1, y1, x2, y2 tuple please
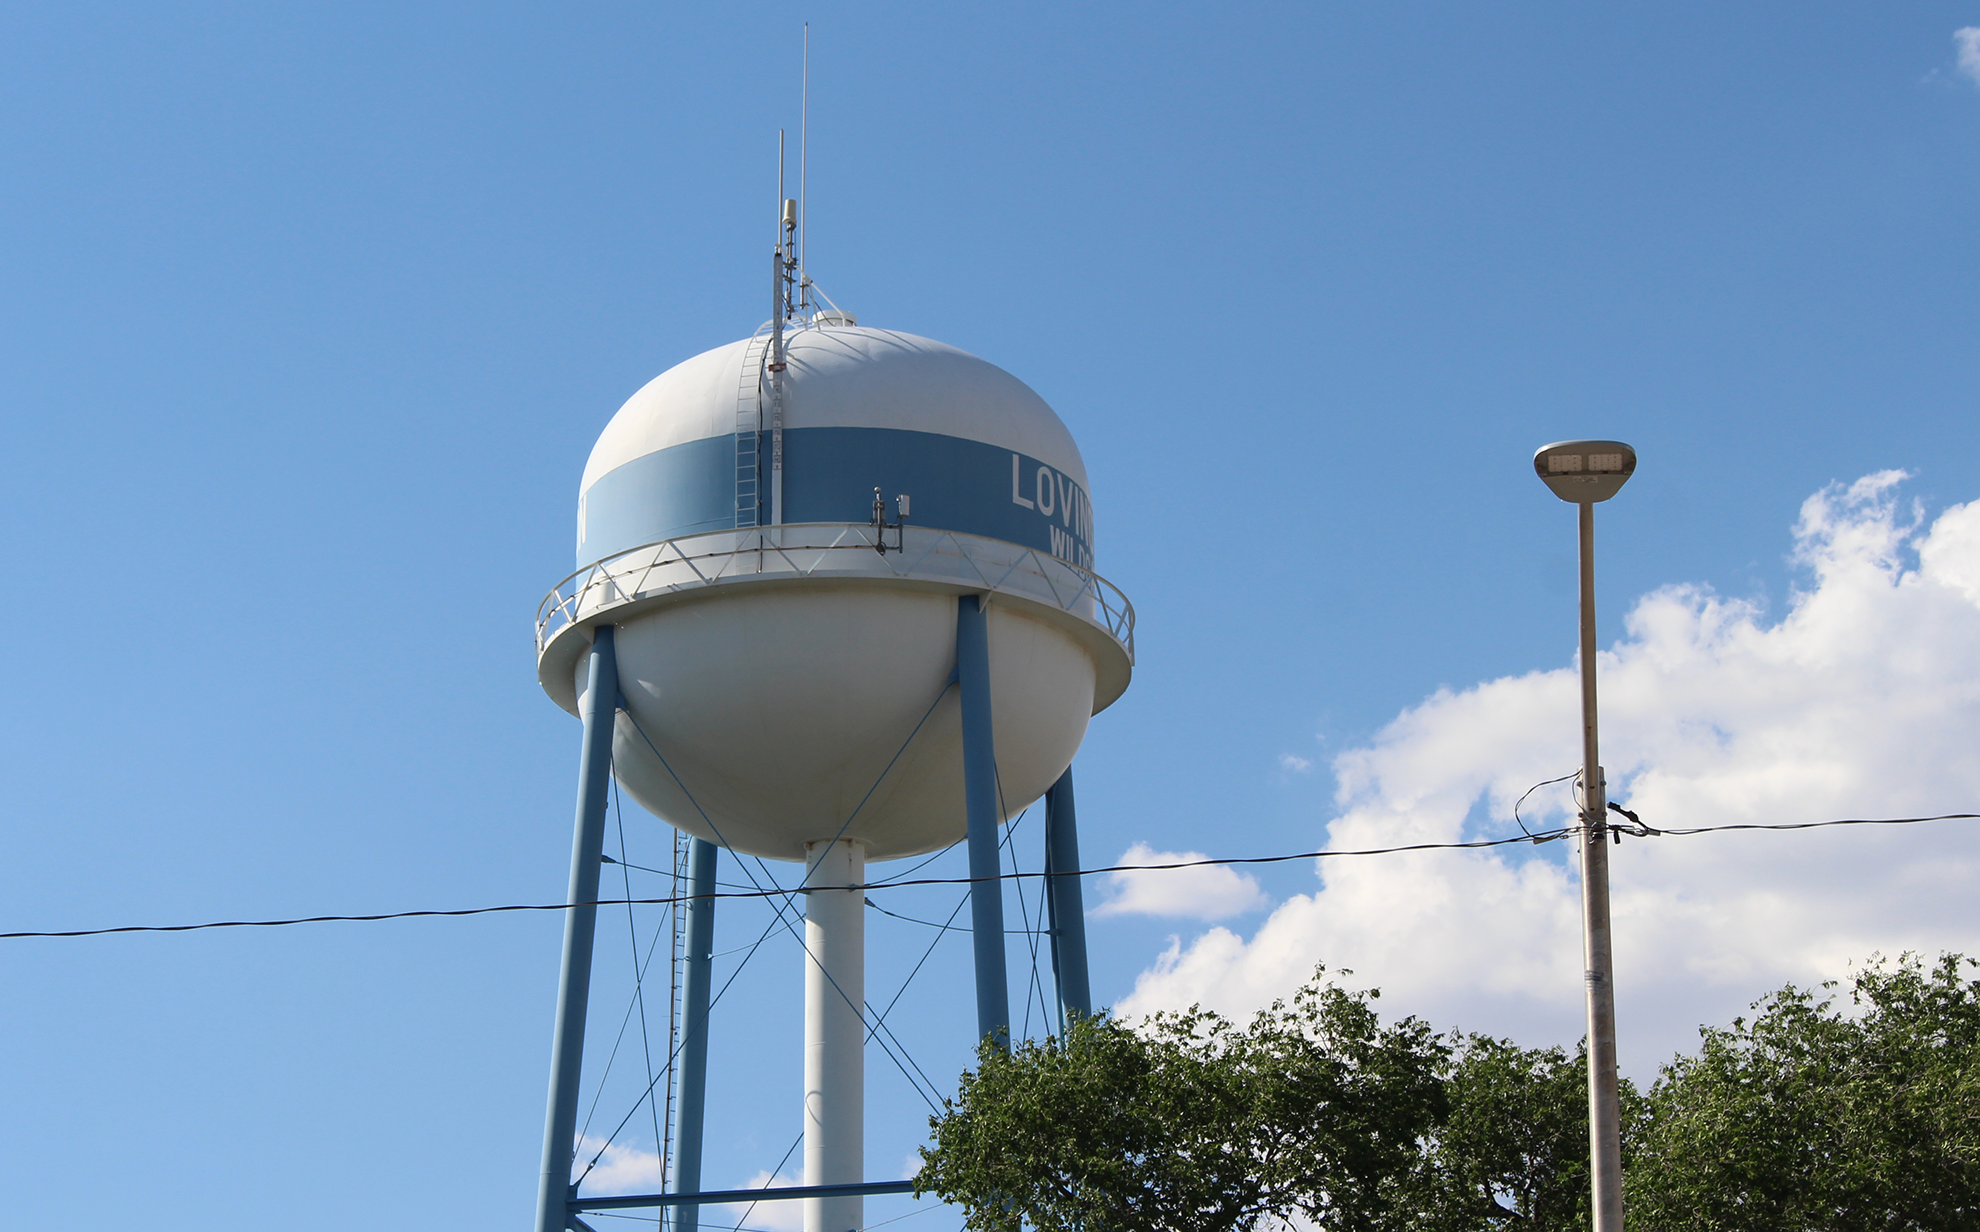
(574, 581, 1098, 863)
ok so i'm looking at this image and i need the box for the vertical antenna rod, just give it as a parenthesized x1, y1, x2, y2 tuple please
(799, 23, 809, 311)
(769, 133, 794, 526)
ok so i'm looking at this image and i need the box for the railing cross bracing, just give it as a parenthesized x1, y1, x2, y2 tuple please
(536, 523, 1135, 666)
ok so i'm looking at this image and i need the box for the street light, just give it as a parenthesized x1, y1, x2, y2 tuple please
(1532, 439, 1636, 1232)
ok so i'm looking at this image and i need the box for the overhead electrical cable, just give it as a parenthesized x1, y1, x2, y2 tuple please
(11, 814, 1980, 941)
(1512, 771, 1579, 839)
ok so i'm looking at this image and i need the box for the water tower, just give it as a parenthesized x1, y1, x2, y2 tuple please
(531, 202, 1134, 1232)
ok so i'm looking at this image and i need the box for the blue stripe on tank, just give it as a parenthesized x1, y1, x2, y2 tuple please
(578, 427, 1094, 569)
(578, 434, 735, 564)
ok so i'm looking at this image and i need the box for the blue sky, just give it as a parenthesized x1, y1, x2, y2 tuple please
(4, 5, 1979, 1229)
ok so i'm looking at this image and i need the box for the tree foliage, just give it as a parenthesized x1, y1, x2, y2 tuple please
(1627, 952, 1980, 1232)
(1418, 1035, 1645, 1231)
(919, 955, 1980, 1232)
(915, 970, 1448, 1232)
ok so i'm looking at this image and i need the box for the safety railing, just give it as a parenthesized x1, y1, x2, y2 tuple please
(536, 523, 1135, 664)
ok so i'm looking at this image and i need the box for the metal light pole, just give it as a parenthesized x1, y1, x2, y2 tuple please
(1533, 440, 1636, 1232)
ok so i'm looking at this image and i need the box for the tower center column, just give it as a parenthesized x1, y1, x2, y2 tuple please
(802, 838, 865, 1232)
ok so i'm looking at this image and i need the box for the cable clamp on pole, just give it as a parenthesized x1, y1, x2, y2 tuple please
(1606, 800, 1659, 839)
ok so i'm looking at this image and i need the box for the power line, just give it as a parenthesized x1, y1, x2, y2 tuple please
(1512, 770, 1579, 839)
(7, 813, 1978, 941)
(1643, 815, 1980, 837)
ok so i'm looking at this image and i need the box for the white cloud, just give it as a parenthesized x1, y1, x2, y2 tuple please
(1119, 474, 1980, 1077)
(1094, 842, 1270, 920)
(718, 1170, 806, 1232)
(1281, 753, 1314, 773)
(569, 1146, 809, 1232)
(1957, 27, 1980, 84)
(572, 1135, 665, 1195)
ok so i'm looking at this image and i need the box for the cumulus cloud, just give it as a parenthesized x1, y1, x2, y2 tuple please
(1281, 753, 1315, 773)
(1095, 842, 1270, 920)
(572, 1135, 665, 1195)
(1118, 474, 1980, 1076)
(1958, 28, 1980, 84)
(570, 1143, 807, 1231)
(718, 1170, 807, 1232)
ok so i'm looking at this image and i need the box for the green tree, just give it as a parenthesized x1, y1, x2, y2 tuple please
(1419, 1035, 1645, 1230)
(919, 953, 1980, 1232)
(1627, 952, 1980, 1232)
(916, 969, 1448, 1232)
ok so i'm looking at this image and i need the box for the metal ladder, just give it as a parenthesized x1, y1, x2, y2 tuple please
(734, 324, 773, 529)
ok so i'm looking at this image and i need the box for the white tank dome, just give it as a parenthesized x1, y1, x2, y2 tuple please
(578, 325, 1094, 569)
(538, 320, 1132, 863)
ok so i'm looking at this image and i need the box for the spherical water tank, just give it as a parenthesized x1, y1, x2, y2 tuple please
(535, 321, 1133, 862)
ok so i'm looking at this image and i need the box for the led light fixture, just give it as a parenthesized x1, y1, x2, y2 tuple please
(1534, 440, 1636, 503)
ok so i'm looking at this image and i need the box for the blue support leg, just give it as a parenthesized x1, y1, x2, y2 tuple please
(956, 594, 1011, 1051)
(1044, 767, 1092, 1023)
(673, 836, 718, 1232)
(535, 627, 621, 1232)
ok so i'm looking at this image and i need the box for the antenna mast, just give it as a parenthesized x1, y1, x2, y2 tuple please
(799, 23, 810, 314)
(769, 131, 794, 526)
(766, 27, 816, 526)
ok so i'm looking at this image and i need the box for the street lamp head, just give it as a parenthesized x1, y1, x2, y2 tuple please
(1534, 440, 1637, 503)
